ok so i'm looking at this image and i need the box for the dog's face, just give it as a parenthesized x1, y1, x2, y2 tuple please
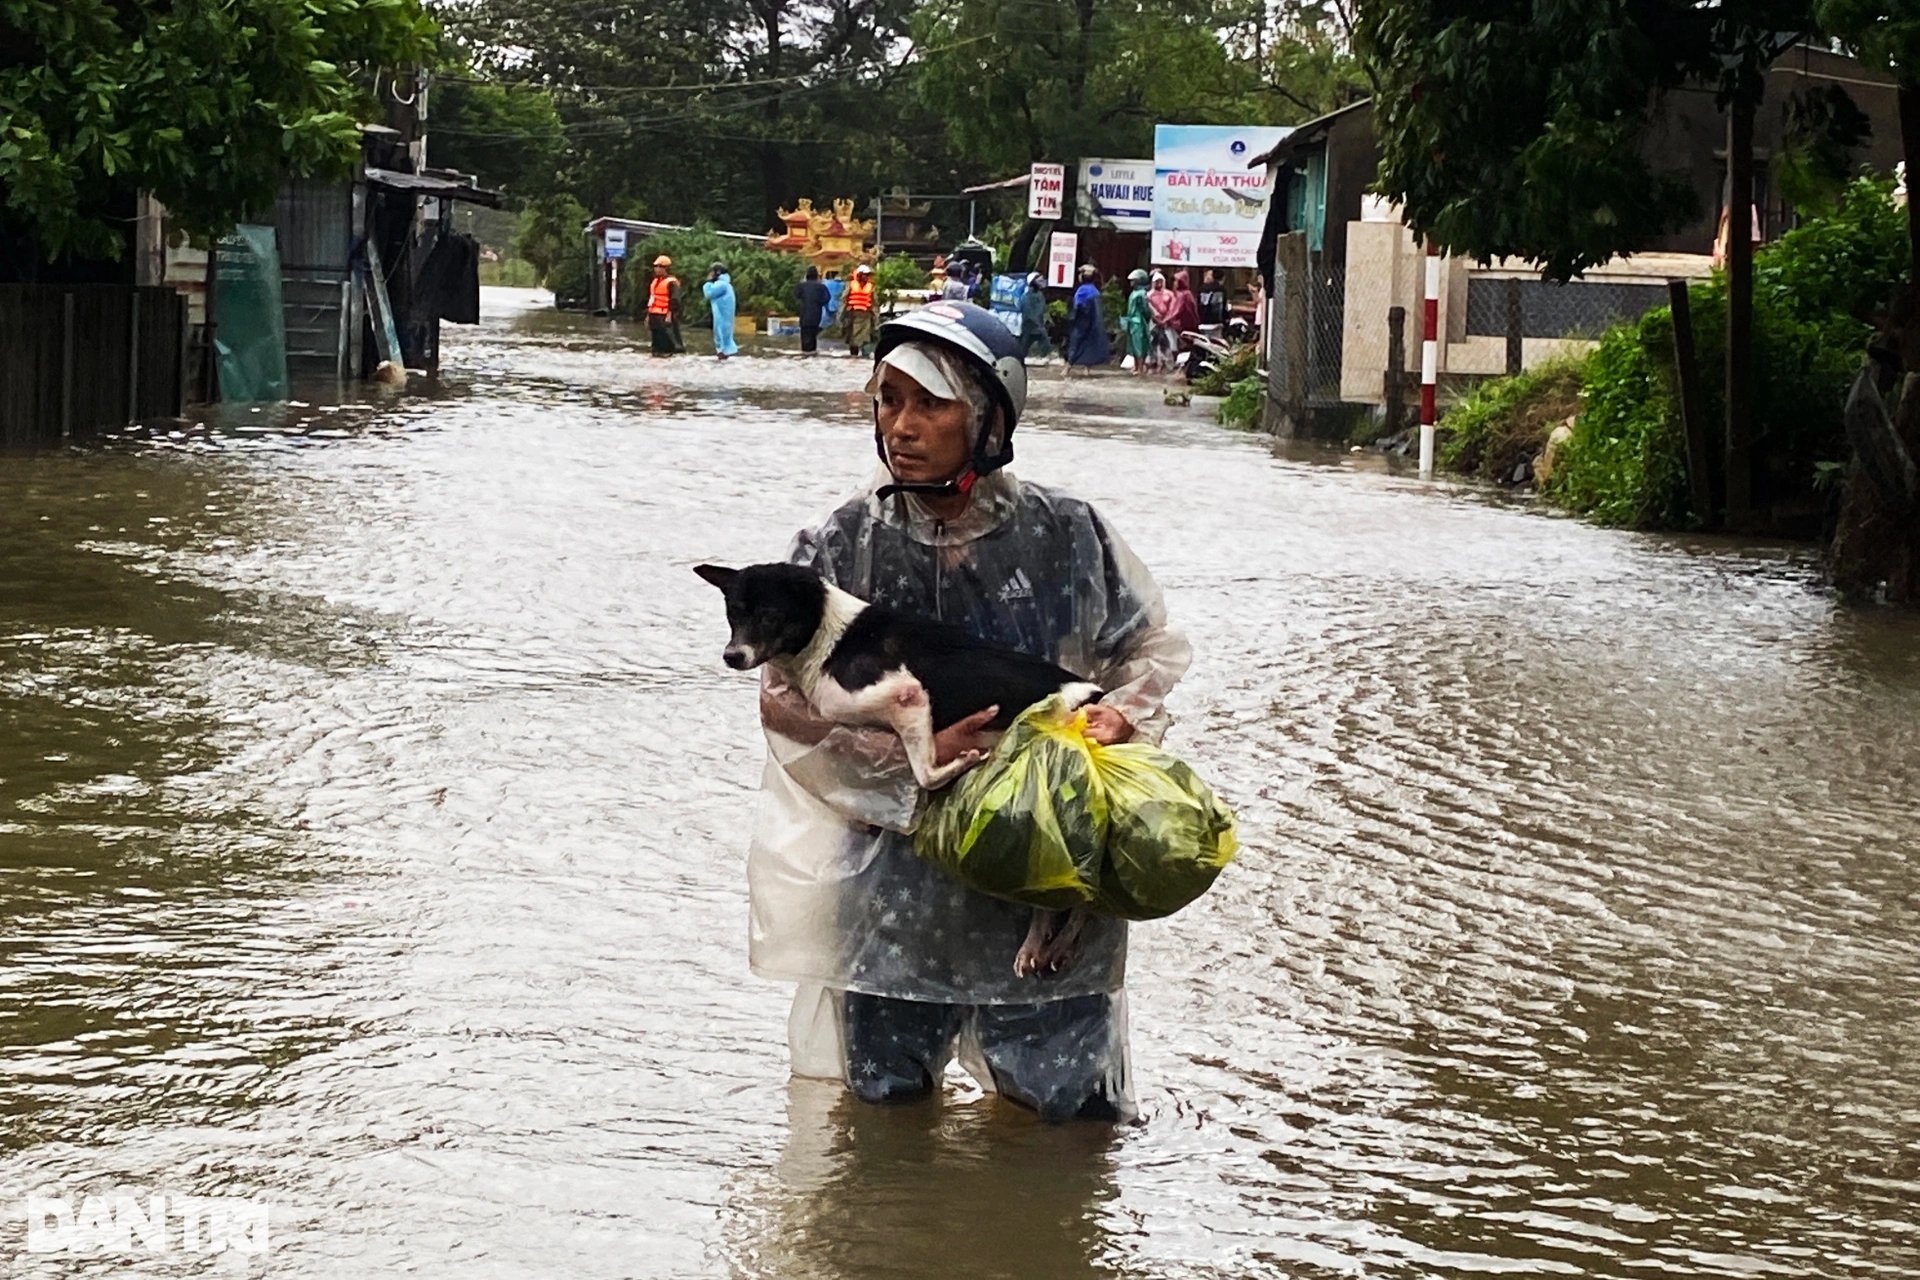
(694, 563, 828, 670)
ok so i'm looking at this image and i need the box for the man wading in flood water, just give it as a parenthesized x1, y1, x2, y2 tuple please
(747, 303, 1190, 1121)
(647, 255, 683, 356)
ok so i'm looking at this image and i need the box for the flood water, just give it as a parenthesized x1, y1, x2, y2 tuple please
(4, 288, 1919, 1278)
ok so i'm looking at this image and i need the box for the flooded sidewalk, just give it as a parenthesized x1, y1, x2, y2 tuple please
(2, 288, 1917, 1278)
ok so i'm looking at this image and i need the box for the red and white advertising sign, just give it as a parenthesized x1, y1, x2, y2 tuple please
(1047, 232, 1079, 288)
(1151, 229, 1257, 269)
(1028, 163, 1066, 220)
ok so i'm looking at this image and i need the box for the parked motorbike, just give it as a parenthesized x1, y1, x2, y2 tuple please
(1180, 329, 1237, 385)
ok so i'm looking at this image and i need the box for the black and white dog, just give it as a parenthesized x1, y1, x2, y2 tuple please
(696, 562, 1100, 974)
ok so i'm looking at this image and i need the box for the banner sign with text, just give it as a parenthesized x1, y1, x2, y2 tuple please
(1150, 125, 1289, 267)
(1075, 159, 1154, 230)
(1047, 231, 1079, 288)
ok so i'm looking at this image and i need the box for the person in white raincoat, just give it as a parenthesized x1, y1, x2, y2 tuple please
(748, 302, 1191, 1121)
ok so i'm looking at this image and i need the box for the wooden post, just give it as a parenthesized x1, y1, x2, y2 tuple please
(1386, 305, 1406, 433)
(1282, 232, 1308, 435)
(202, 244, 220, 401)
(1668, 278, 1714, 525)
(60, 291, 74, 441)
(1504, 277, 1523, 377)
(126, 291, 139, 424)
(175, 293, 190, 416)
(1725, 98, 1756, 527)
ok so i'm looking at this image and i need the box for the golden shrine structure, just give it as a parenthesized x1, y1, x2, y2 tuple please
(764, 198, 875, 272)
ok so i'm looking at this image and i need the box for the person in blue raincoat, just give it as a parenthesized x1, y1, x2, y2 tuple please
(704, 263, 739, 359)
(823, 270, 846, 330)
(1064, 265, 1110, 375)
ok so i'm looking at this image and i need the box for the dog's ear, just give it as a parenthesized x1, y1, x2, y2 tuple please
(693, 564, 738, 590)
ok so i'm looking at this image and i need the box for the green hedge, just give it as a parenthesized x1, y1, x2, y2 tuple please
(1445, 177, 1905, 529)
(624, 227, 808, 324)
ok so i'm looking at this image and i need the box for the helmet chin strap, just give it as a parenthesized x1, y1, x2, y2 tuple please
(875, 467, 978, 502)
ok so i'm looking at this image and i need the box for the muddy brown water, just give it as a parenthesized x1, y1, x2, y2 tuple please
(3, 289, 1918, 1278)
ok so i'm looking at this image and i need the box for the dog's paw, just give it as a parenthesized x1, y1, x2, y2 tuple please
(925, 751, 984, 790)
(1036, 913, 1087, 975)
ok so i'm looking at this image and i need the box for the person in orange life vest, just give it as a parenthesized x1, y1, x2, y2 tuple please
(841, 262, 877, 358)
(647, 255, 684, 356)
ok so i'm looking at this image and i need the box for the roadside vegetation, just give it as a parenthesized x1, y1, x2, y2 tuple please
(1436, 177, 1907, 532)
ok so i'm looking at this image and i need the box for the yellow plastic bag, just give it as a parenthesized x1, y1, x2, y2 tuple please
(915, 695, 1237, 920)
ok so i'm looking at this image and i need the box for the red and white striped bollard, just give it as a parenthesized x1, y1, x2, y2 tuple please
(1420, 241, 1439, 476)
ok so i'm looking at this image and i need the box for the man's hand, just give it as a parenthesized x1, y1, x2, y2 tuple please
(933, 706, 999, 766)
(1080, 704, 1135, 746)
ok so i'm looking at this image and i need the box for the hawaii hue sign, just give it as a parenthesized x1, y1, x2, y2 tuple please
(1075, 159, 1153, 230)
(1150, 124, 1289, 267)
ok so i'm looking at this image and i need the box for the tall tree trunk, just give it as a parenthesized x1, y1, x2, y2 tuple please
(1008, 218, 1044, 273)
(757, 0, 788, 231)
(1725, 97, 1755, 529)
(1826, 80, 1920, 603)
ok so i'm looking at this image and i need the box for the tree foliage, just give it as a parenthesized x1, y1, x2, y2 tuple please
(431, 0, 1364, 235)
(430, 76, 565, 200)
(1815, 0, 1920, 80)
(913, 0, 1258, 172)
(1357, 0, 1819, 280)
(438, 0, 947, 231)
(0, 0, 434, 261)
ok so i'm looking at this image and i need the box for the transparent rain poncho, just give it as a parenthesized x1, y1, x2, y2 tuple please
(748, 465, 1192, 1099)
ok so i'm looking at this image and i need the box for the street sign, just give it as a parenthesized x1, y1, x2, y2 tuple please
(1047, 232, 1078, 289)
(604, 227, 627, 260)
(1076, 159, 1154, 229)
(1028, 163, 1066, 221)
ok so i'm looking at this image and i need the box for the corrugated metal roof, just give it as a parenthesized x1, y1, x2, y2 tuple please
(1246, 99, 1371, 169)
(365, 168, 503, 207)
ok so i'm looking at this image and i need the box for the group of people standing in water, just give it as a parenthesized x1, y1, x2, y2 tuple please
(643, 249, 1251, 376)
(1063, 264, 1248, 377)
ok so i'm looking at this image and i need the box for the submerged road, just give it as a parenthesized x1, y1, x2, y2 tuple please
(3, 289, 1918, 1278)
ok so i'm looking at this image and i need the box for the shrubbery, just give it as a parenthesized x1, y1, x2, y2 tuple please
(872, 253, 929, 309)
(514, 194, 592, 305)
(1439, 176, 1906, 530)
(1218, 375, 1263, 428)
(1191, 342, 1260, 396)
(624, 227, 806, 324)
(1438, 356, 1582, 481)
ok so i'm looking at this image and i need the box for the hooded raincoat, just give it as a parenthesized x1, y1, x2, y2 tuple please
(703, 271, 739, 356)
(750, 464, 1191, 1119)
(1066, 281, 1110, 367)
(1123, 281, 1152, 361)
(1167, 271, 1200, 338)
(1018, 274, 1051, 360)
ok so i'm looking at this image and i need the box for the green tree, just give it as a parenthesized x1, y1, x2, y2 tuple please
(513, 192, 589, 287)
(1222, 0, 1371, 124)
(1357, 0, 1712, 280)
(1358, 0, 1821, 529)
(0, 0, 434, 264)
(911, 0, 1281, 175)
(437, 0, 946, 232)
(430, 77, 566, 200)
(1808, 0, 1920, 599)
